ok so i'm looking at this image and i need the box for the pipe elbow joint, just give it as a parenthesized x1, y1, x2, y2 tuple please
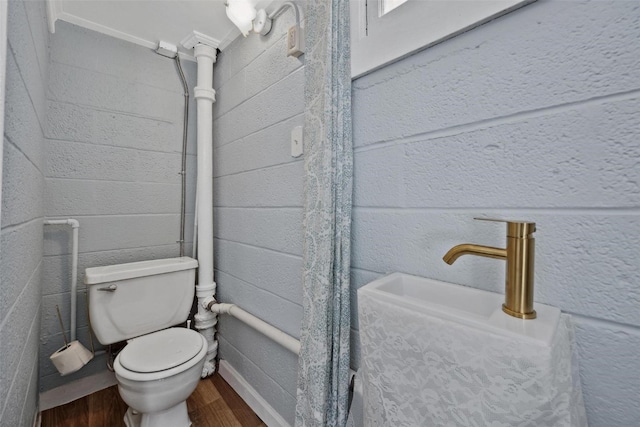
(202, 296, 217, 311)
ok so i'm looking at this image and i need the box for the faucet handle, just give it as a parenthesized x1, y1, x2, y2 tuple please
(474, 217, 536, 238)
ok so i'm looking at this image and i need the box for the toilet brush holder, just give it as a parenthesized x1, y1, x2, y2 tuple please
(50, 340, 94, 376)
(50, 304, 94, 376)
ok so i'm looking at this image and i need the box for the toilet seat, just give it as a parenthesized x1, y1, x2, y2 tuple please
(120, 328, 204, 373)
(114, 328, 207, 382)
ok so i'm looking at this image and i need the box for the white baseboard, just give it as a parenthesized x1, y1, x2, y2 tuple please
(38, 370, 117, 411)
(218, 360, 291, 427)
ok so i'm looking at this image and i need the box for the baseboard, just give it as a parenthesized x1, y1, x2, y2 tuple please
(218, 360, 291, 427)
(38, 369, 117, 411)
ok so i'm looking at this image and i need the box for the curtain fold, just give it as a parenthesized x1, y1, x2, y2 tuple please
(294, 0, 353, 426)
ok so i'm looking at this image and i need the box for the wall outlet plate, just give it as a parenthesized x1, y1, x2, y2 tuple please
(287, 25, 304, 57)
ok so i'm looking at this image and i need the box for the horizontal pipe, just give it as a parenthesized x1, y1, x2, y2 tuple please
(209, 303, 300, 355)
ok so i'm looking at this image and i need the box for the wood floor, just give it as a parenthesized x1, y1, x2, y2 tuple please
(41, 373, 267, 427)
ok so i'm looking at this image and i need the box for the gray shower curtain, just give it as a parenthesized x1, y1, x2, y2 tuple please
(294, 0, 353, 426)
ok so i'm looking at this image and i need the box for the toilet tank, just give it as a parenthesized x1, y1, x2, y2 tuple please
(86, 257, 198, 345)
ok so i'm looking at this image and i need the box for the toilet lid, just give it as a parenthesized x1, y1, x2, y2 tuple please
(119, 328, 204, 373)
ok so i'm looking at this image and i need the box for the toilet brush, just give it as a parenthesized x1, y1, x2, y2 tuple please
(55, 305, 70, 348)
(50, 304, 94, 376)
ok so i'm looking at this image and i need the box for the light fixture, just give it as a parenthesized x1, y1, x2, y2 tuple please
(225, 0, 257, 37)
(225, 0, 304, 56)
(252, 8, 272, 36)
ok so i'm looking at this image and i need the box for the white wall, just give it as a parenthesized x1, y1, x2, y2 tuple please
(212, 8, 304, 424)
(351, 1, 639, 426)
(1, 0, 49, 424)
(40, 21, 198, 392)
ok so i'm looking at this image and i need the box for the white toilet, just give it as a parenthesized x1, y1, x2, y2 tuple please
(85, 257, 206, 427)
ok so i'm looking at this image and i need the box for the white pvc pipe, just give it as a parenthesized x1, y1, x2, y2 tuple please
(194, 44, 215, 288)
(209, 303, 301, 355)
(44, 218, 80, 341)
(192, 181, 198, 259)
(193, 43, 219, 377)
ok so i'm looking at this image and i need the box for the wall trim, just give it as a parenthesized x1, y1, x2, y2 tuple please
(39, 369, 117, 411)
(50, 8, 195, 61)
(180, 30, 221, 50)
(218, 360, 291, 427)
(57, 11, 155, 50)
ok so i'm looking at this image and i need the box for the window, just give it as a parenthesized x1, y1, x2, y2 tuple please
(350, 0, 535, 78)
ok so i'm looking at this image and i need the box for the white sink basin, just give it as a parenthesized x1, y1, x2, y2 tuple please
(359, 272, 560, 346)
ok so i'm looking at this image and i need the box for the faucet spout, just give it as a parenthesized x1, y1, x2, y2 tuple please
(443, 244, 507, 265)
(442, 218, 537, 319)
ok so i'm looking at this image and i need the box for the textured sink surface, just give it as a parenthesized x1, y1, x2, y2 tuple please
(359, 272, 561, 346)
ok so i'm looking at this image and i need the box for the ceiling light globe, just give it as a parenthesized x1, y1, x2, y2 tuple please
(226, 0, 257, 37)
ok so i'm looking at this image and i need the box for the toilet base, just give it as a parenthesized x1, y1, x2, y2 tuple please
(123, 402, 191, 427)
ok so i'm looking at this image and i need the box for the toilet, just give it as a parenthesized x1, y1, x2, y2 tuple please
(85, 257, 205, 427)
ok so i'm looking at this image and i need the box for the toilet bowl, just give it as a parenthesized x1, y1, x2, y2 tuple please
(85, 257, 201, 427)
(115, 328, 208, 427)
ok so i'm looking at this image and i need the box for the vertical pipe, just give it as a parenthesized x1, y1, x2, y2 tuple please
(44, 219, 80, 341)
(194, 44, 215, 286)
(70, 222, 78, 341)
(174, 55, 190, 257)
(193, 43, 218, 377)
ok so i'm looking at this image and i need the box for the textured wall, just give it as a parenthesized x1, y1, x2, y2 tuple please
(1, 0, 49, 424)
(41, 21, 198, 392)
(351, 1, 640, 426)
(212, 8, 304, 424)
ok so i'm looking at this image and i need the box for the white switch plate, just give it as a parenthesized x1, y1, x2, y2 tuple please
(291, 126, 303, 157)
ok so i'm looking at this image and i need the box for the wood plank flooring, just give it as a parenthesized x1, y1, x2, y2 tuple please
(41, 373, 267, 427)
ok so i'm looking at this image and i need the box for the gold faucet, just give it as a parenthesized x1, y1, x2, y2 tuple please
(443, 218, 537, 320)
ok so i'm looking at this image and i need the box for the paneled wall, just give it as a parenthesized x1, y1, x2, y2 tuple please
(1, 0, 49, 424)
(41, 22, 198, 392)
(16, 0, 635, 425)
(351, 1, 640, 426)
(212, 9, 304, 424)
